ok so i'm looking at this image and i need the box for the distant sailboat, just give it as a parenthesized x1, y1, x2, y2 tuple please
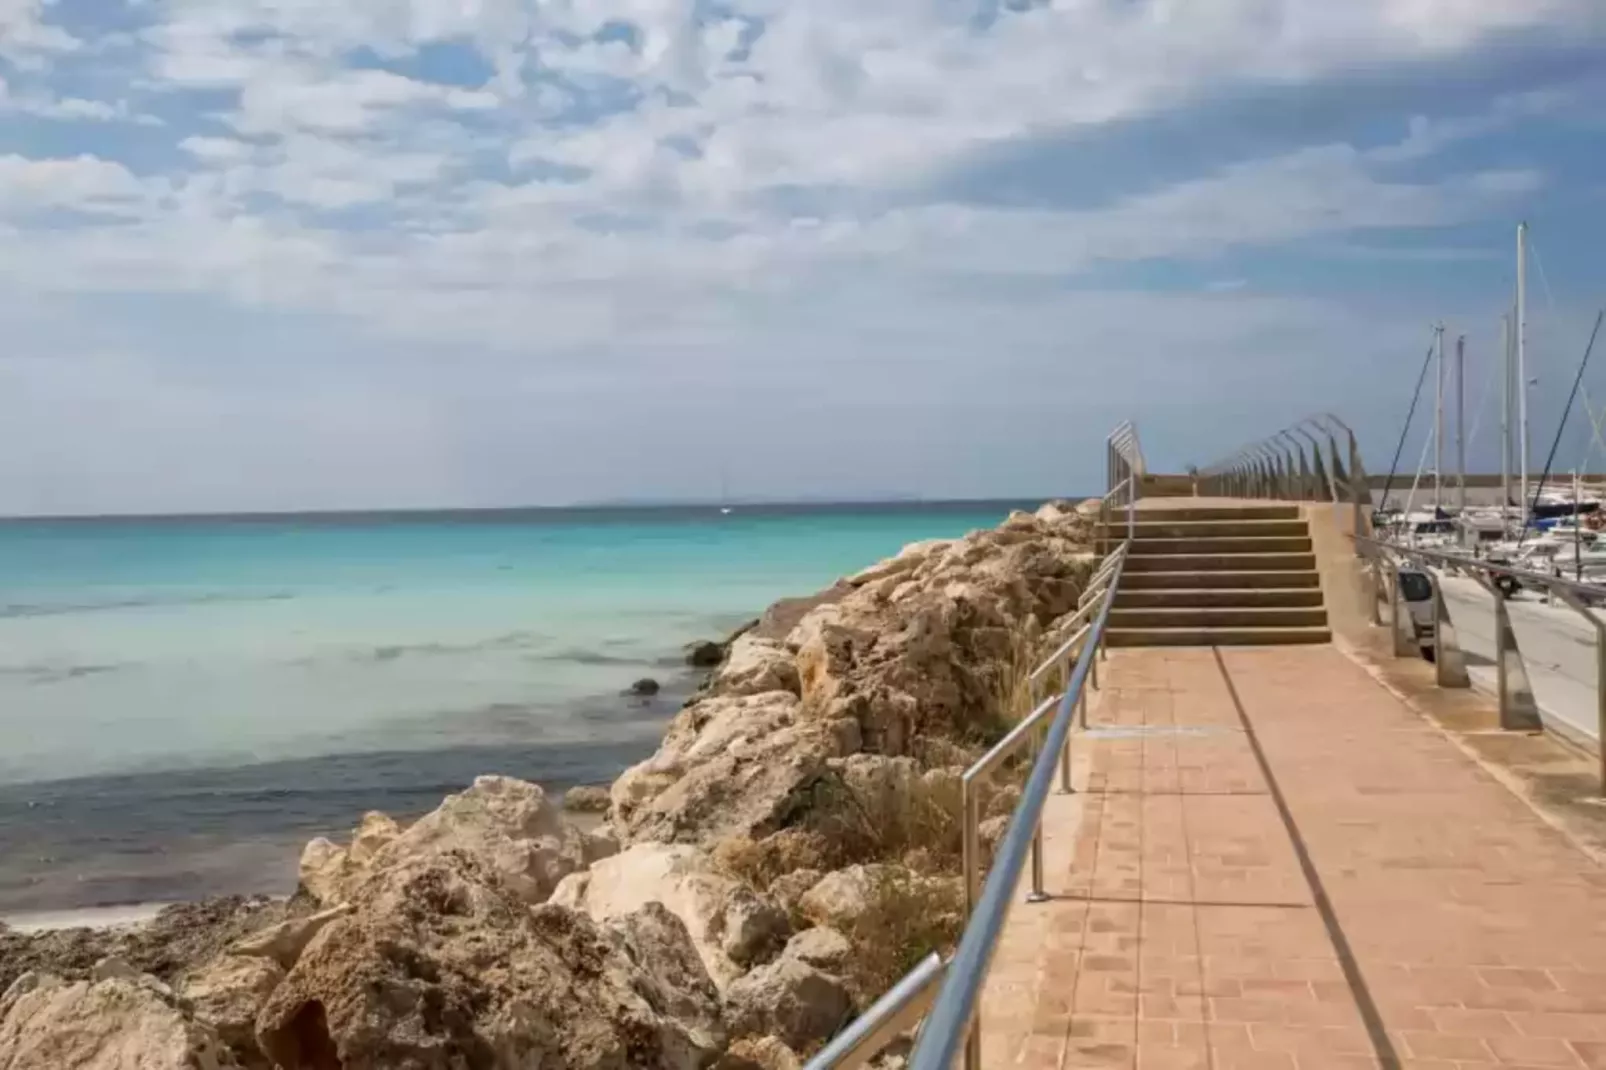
(719, 469, 733, 515)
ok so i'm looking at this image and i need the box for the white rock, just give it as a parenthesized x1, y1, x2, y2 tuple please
(347, 810, 400, 863)
(797, 864, 895, 930)
(711, 636, 801, 697)
(300, 776, 596, 906)
(181, 954, 284, 1056)
(719, 1034, 802, 1070)
(557, 842, 787, 990)
(228, 903, 352, 968)
(780, 927, 852, 972)
(0, 973, 232, 1070)
(722, 957, 853, 1052)
(610, 690, 801, 825)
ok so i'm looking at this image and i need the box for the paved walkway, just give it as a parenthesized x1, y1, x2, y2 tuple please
(982, 646, 1606, 1070)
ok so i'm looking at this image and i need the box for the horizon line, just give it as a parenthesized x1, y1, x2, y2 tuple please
(0, 495, 1073, 524)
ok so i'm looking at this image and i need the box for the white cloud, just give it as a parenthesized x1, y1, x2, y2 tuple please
(0, 0, 78, 64)
(0, 0, 1602, 510)
(0, 154, 158, 217)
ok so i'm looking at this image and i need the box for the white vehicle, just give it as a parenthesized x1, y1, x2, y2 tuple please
(1396, 566, 1437, 660)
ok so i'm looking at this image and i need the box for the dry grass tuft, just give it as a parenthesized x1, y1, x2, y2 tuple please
(836, 867, 966, 1003)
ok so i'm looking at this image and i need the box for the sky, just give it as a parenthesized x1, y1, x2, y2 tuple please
(2, 0, 1605, 515)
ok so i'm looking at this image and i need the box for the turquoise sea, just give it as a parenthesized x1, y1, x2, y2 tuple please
(0, 502, 1029, 914)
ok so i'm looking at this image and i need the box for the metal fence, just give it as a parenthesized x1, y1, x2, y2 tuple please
(1195, 413, 1372, 522)
(1357, 534, 1606, 792)
(801, 424, 1141, 1070)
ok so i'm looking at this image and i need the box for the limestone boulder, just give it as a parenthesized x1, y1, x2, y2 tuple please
(180, 954, 284, 1062)
(767, 869, 824, 917)
(779, 927, 852, 973)
(718, 1035, 802, 1070)
(564, 785, 612, 813)
(0, 970, 234, 1070)
(722, 956, 853, 1053)
(257, 850, 725, 1070)
(298, 811, 399, 904)
(710, 637, 800, 698)
(611, 691, 840, 846)
(797, 865, 891, 930)
(300, 777, 609, 907)
(227, 904, 351, 969)
(551, 843, 788, 990)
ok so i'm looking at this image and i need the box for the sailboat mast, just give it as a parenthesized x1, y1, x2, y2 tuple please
(1457, 334, 1467, 515)
(1435, 323, 1445, 512)
(1500, 314, 1511, 529)
(1518, 221, 1530, 526)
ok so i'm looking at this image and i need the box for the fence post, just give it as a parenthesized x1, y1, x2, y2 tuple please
(1428, 568, 1471, 688)
(1468, 573, 1542, 732)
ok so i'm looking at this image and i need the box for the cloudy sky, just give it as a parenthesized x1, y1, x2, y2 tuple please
(2, 0, 1604, 514)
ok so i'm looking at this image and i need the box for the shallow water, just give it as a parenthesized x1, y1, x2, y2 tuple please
(0, 501, 1028, 912)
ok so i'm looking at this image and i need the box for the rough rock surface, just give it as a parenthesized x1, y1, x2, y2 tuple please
(300, 776, 613, 907)
(710, 637, 801, 698)
(0, 970, 234, 1070)
(551, 843, 788, 990)
(0, 896, 302, 997)
(257, 850, 725, 1070)
(718, 1034, 802, 1070)
(722, 956, 853, 1053)
(565, 785, 612, 813)
(611, 506, 1092, 864)
(778, 928, 852, 973)
(227, 904, 352, 969)
(610, 690, 842, 846)
(685, 640, 725, 668)
(179, 954, 284, 1063)
(796, 865, 893, 930)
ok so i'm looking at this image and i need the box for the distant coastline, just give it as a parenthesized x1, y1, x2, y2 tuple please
(0, 496, 1059, 525)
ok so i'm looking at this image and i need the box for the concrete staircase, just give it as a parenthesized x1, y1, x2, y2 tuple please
(1105, 504, 1331, 647)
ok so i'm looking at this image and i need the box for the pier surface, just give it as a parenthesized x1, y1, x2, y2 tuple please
(983, 644, 1606, 1070)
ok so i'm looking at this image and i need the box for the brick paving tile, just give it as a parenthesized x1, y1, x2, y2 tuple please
(979, 646, 1606, 1070)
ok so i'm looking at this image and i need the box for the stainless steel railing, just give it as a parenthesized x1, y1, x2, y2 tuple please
(1104, 422, 1143, 546)
(906, 542, 1124, 1070)
(1196, 414, 1372, 535)
(1355, 533, 1606, 792)
(801, 510, 1131, 1070)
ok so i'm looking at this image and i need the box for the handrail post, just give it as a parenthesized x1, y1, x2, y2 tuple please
(1548, 587, 1606, 794)
(1026, 711, 1048, 903)
(1467, 572, 1541, 733)
(1426, 560, 1471, 688)
(1059, 658, 1075, 794)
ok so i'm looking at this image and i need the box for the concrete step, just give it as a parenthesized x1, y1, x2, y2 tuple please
(1125, 553, 1316, 573)
(1114, 587, 1326, 609)
(1125, 505, 1301, 523)
(1121, 570, 1322, 590)
(1107, 625, 1332, 648)
(1128, 536, 1313, 556)
(1111, 607, 1329, 629)
(1123, 519, 1310, 539)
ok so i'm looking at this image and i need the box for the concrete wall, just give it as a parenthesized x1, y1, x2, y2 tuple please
(1301, 501, 1376, 644)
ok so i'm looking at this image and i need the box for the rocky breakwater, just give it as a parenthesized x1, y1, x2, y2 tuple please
(0, 502, 1097, 1069)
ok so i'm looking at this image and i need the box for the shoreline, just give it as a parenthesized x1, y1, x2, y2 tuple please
(2, 500, 1097, 1068)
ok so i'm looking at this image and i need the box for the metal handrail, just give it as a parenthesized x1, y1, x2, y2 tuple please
(803, 425, 1138, 1070)
(1354, 532, 1605, 792)
(908, 545, 1127, 1070)
(799, 953, 947, 1070)
(803, 540, 1128, 1070)
(1195, 414, 1371, 539)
